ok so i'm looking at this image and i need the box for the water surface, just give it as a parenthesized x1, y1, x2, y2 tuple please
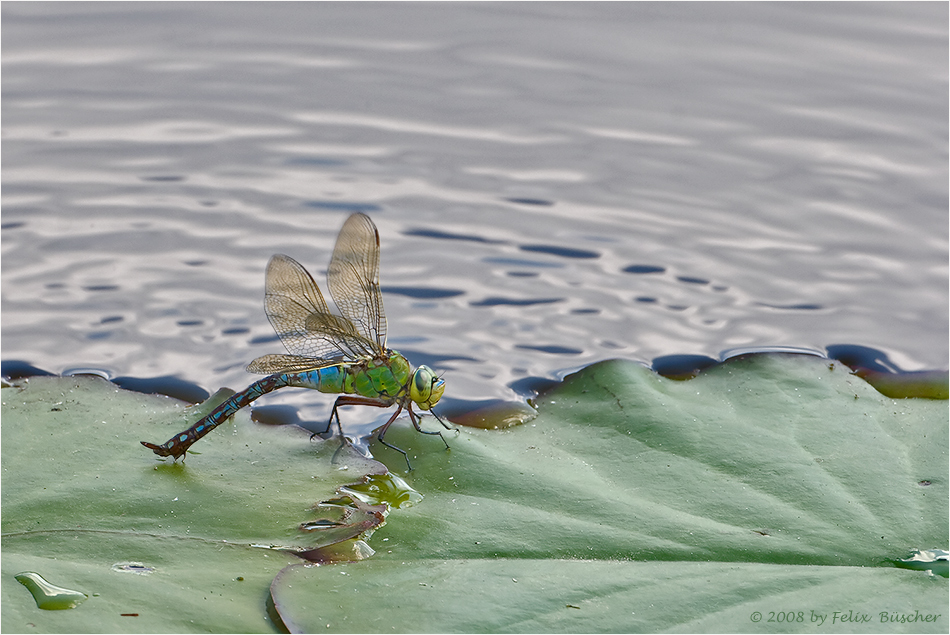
(3, 3, 946, 430)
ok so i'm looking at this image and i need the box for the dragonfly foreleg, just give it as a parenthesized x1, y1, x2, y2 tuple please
(406, 407, 451, 451)
(428, 409, 456, 433)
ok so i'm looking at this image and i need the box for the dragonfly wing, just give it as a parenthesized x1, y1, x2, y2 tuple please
(247, 353, 342, 375)
(327, 213, 388, 352)
(263, 254, 377, 360)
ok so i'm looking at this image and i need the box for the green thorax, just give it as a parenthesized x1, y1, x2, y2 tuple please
(344, 351, 412, 401)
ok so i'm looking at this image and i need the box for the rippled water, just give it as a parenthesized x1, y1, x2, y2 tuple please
(3, 3, 947, 429)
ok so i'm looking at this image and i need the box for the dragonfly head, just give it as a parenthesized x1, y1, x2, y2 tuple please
(410, 365, 445, 410)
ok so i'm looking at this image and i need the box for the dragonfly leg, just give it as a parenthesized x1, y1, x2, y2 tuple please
(321, 395, 448, 471)
(375, 406, 413, 470)
(429, 409, 457, 433)
(316, 395, 394, 440)
(406, 407, 451, 450)
(310, 407, 342, 440)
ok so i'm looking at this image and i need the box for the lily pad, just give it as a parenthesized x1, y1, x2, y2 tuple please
(1, 375, 386, 633)
(273, 355, 948, 633)
(4, 356, 946, 633)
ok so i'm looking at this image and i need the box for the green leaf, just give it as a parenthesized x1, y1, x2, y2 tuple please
(4, 356, 947, 633)
(274, 355, 948, 632)
(1, 375, 385, 633)
(272, 559, 947, 633)
(3, 532, 290, 633)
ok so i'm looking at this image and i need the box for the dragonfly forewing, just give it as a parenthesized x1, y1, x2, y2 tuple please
(246, 353, 344, 375)
(263, 254, 367, 360)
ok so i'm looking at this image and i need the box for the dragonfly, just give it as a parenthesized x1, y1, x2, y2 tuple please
(142, 212, 452, 468)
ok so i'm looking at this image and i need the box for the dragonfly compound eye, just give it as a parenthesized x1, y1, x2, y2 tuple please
(411, 365, 444, 410)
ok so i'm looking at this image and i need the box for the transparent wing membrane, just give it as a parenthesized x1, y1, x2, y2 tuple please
(246, 354, 341, 375)
(327, 212, 388, 352)
(262, 253, 378, 362)
(256, 213, 388, 373)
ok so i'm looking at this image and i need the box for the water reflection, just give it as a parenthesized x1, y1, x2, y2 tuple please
(1, 3, 946, 418)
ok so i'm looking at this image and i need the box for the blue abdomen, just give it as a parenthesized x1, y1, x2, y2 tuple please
(286, 366, 346, 393)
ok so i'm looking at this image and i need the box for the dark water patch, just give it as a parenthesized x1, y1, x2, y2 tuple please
(1, 221, 26, 230)
(677, 276, 709, 285)
(470, 296, 563, 307)
(99, 315, 124, 324)
(520, 244, 600, 259)
(221, 327, 250, 336)
(286, 157, 347, 167)
(83, 285, 119, 292)
(303, 200, 382, 213)
(249, 333, 281, 345)
(827, 344, 949, 399)
(250, 405, 310, 428)
(634, 296, 658, 303)
(570, 308, 601, 315)
(184, 260, 209, 266)
(506, 271, 538, 278)
(504, 197, 554, 207)
(381, 286, 465, 299)
(404, 228, 507, 244)
(1, 360, 55, 380)
(826, 344, 900, 373)
(176, 319, 204, 327)
(112, 375, 210, 404)
(140, 175, 185, 182)
(622, 264, 666, 274)
(508, 375, 561, 398)
(515, 344, 583, 355)
(757, 302, 823, 311)
(653, 354, 719, 379)
(483, 257, 563, 268)
(87, 331, 113, 340)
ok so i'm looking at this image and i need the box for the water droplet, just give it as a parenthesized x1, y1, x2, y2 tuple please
(339, 473, 422, 509)
(111, 562, 155, 575)
(15, 572, 87, 610)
